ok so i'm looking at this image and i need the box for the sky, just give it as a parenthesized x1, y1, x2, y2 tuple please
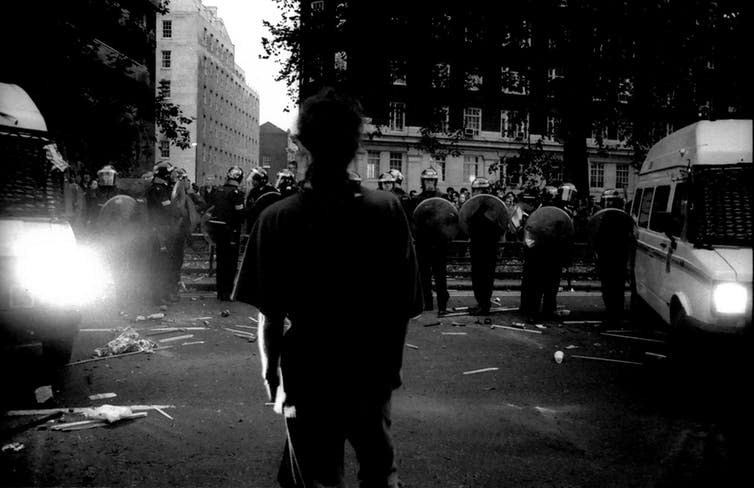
(206, 0, 298, 132)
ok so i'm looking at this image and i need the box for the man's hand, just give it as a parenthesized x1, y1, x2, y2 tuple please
(264, 371, 280, 403)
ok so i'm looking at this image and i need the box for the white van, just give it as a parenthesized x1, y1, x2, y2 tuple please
(630, 119, 752, 334)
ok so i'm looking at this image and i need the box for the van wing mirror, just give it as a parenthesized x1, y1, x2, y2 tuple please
(654, 212, 681, 242)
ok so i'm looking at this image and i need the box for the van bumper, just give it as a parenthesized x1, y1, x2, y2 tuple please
(0, 306, 82, 346)
(682, 314, 751, 336)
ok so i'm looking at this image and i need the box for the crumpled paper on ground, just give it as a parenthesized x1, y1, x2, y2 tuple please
(94, 327, 156, 357)
(82, 405, 133, 423)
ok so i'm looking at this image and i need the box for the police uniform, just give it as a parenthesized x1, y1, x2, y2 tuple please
(210, 172, 245, 301)
(466, 181, 503, 315)
(413, 187, 451, 314)
(146, 169, 179, 304)
(245, 183, 278, 233)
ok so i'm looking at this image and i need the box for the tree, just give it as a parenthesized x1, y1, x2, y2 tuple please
(155, 80, 194, 151)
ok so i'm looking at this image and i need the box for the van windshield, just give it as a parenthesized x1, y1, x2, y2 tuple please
(0, 129, 65, 220)
(691, 164, 752, 247)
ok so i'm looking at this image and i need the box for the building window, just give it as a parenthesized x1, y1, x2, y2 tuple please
(500, 67, 528, 94)
(434, 105, 450, 133)
(464, 68, 483, 91)
(389, 152, 404, 173)
(432, 63, 450, 89)
(161, 50, 171, 69)
(389, 102, 405, 131)
(335, 2, 348, 30)
(390, 59, 407, 86)
(547, 67, 564, 81)
(159, 140, 170, 158)
(501, 110, 528, 139)
(162, 20, 172, 38)
(463, 107, 482, 136)
(262, 155, 271, 168)
(159, 80, 171, 98)
(334, 51, 347, 72)
(463, 155, 480, 183)
(618, 78, 633, 104)
(590, 162, 605, 188)
(546, 115, 560, 139)
(615, 164, 629, 189)
(367, 151, 380, 179)
(310, 1, 324, 12)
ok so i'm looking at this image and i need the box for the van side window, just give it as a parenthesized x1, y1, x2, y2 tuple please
(670, 182, 688, 236)
(637, 187, 654, 228)
(648, 185, 671, 232)
(631, 188, 643, 217)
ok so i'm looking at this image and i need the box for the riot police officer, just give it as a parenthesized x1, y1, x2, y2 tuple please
(599, 188, 626, 210)
(275, 168, 299, 198)
(377, 172, 396, 192)
(388, 168, 407, 197)
(210, 166, 246, 301)
(414, 167, 451, 314)
(146, 161, 180, 304)
(244, 167, 278, 233)
(465, 177, 504, 315)
(85, 164, 121, 229)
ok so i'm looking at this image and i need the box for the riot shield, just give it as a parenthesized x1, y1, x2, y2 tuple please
(459, 194, 510, 235)
(253, 190, 282, 216)
(524, 205, 574, 247)
(413, 197, 460, 242)
(97, 195, 138, 233)
(587, 208, 635, 257)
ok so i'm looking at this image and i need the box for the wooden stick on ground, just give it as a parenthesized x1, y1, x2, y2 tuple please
(65, 347, 174, 366)
(571, 355, 643, 366)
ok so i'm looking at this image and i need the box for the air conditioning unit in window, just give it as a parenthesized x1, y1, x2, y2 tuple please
(464, 128, 475, 137)
(516, 131, 526, 140)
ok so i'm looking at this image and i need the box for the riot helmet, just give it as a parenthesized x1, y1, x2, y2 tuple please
(378, 172, 396, 191)
(247, 167, 268, 188)
(600, 188, 625, 209)
(97, 165, 117, 187)
(153, 161, 174, 181)
(226, 166, 244, 184)
(470, 176, 491, 195)
(558, 182, 577, 204)
(420, 167, 439, 191)
(541, 185, 558, 204)
(275, 168, 297, 193)
(388, 168, 404, 185)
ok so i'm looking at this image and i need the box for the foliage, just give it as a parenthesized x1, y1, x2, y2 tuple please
(155, 80, 194, 150)
(260, 0, 301, 113)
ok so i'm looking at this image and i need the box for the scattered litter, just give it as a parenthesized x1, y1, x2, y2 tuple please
(182, 341, 205, 346)
(451, 321, 464, 327)
(35, 386, 53, 404)
(510, 322, 527, 328)
(600, 333, 666, 344)
(571, 355, 643, 366)
(489, 307, 518, 312)
(80, 328, 124, 333)
(2, 442, 24, 452)
(180, 282, 188, 292)
(159, 305, 168, 311)
(441, 311, 469, 317)
(149, 327, 208, 333)
(442, 332, 467, 335)
(405, 343, 419, 350)
(423, 321, 441, 327)
(452, 306, 469, 311)
(193, 317, 213, 321)
(94, 327, 157, 357)
(463, 367, 498, 375)
(203, 320, 210, 326)
(68, 346, 172, 366)
(135, 315, 147, 322)
(604, 329, 637, 334)
(192, 276, 204, 282)
(190, 297, 198, 301)
(565, 345, 579, 350)
(553, 309, 571, 317)
(491, 324, 542, 334)
(223, 327, 254, 337)
(221, 310, 231, 317)
(158, 334, 194, 343)
(232, 324, 257, 329)
(3, 412, 63, 437)
(492, 297, 501, 303)
(645, 352, 667, 359)
(248, 316, 258, 323)
(154, 407, 174, 420)
(50, 420, 109, 431)
(6, 405, 174, 417)
(484, 386, 496, 391)
(89, 393, 117, 401)
(533, 324, 547, 329)
(148, 313, 165, 320)
(562, 320, 602, 325)
(554, 351, 564, 364)
(594, 343, 601, 347)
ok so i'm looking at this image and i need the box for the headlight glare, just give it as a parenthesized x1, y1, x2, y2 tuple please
(712, 282, 747, 315)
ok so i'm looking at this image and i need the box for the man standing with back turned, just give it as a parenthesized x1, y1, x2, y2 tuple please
(234, 88, 422, 488)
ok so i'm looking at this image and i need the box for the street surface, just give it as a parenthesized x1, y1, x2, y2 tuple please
(1, 290, 749, 487)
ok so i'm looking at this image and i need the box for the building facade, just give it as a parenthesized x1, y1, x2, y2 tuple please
(259, 122, 300, 180)
(296, 1, 650, 199)
(156, 0, 260, 186)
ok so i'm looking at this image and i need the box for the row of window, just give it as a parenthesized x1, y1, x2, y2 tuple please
(200, 144, 255, 168)
(202, 85, 258, 128)
(202, 56, 255, 101)
(631, 182, 686, 235)
(201, 114, 257, 149)
(590, 163, 630, 189)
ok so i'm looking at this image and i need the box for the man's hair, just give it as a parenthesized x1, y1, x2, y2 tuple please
(296, 87, 363, 170)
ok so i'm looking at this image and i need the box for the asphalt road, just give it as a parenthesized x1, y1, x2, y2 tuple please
(1, 291, 750, 487)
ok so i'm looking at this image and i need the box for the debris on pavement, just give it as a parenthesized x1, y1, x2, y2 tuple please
(405, 343, 419, 350)
(94, 327, 157, 357)
(571, 355, 643, 366)
(232, 324, 256, 329)
(452, 306, 469, 311)
(565, 345, 579, 350)
(562, 320, 603, 325)
(463, 367, 499, 375)
(490, 324, 542, 334)
(154, 407, 174, 420)
(441, 311, 469, 317)
(442, 332, 468, 335)
(645, 352, 667, 359)
(2, 442, 25, 452)
(3, 412, 63, 438)
(510, 322, 527, 329)
(35, 385, 53, 404)
(158, 334, 194, 343)
(68, 345, 173, 366)
(223, 327, 257, 342)
(221, 309, 231, 317)
(159, 305, 168, 311)
(600, 333, 667, 344)
(203, 320, 210, 326)
(83, 405, 137, 422)
(489, 307, 518, 312)
(89, 393, 117, 401)
(182, 341, 205, 346)
(533, 324, 547, 329)
(6, 405, 175, 416)
(423, 321, 441, 327)
(450, 321, 464, 327)
(135, 315, 147, 322)
(553, 309, 571, 317)
(554, 351, 564, 364)
(248, 316, 258, 323)
(147, 313, 165, 320)
(193, 316, 213, 321)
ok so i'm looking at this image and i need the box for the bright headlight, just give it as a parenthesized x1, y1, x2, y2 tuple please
(15, 243, 110, 306)
(712, 282, 748, 314)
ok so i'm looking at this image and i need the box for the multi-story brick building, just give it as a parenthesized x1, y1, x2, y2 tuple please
(156, 0, 260, 186)
(297, 0, 639, 199)
(259, 122, 300, 181)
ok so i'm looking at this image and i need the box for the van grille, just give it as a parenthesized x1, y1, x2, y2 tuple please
(693, 165, 752, 246)
(0, 130, 65, 219)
